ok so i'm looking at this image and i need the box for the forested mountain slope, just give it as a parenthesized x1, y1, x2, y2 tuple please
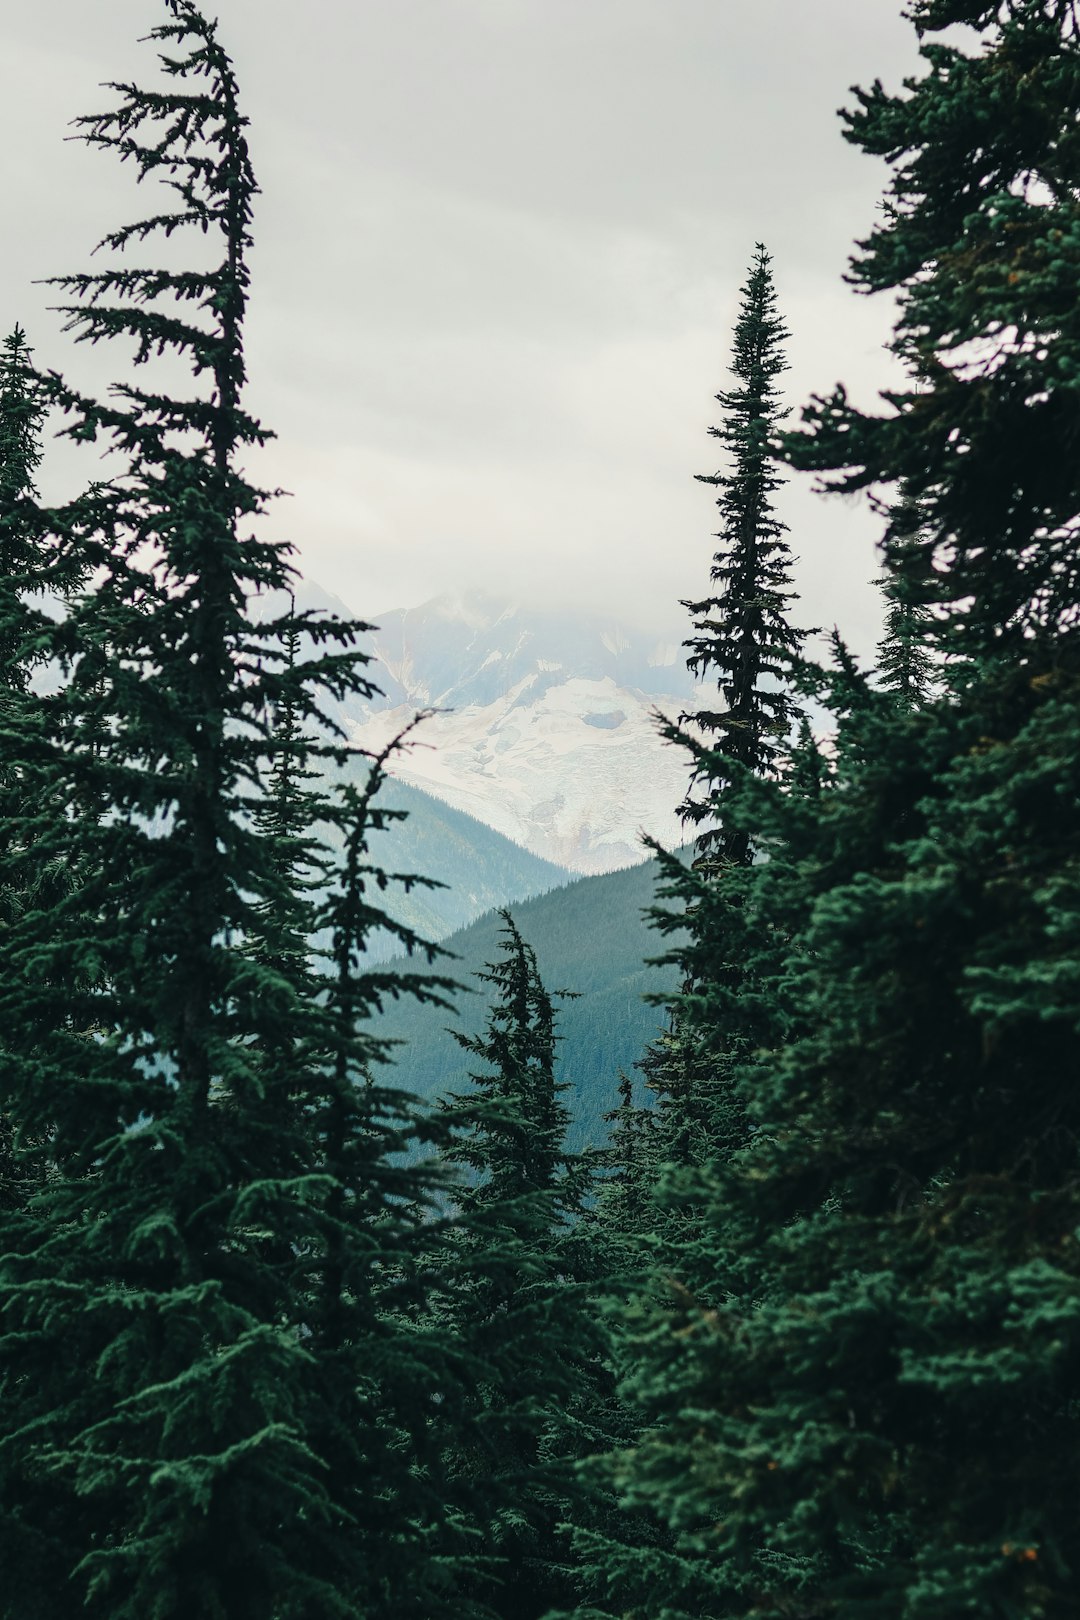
(376, 850, 687, 1149)
(325, 764, 573, 958)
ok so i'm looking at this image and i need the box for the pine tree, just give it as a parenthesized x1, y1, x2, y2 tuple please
(793, 0, 1080, 663)
(0, 9, 468, 1617)
(247, 597, 324, 986)
(560, 256, 811, 1620)
(0, 326, 48, 1171)
(443, 912, 573, 1206)
(644, 246, 803, 1184)
(0, 324, 84, 1392)
(590, 4, 1080, 1617)
(680, 242, 803, 863)
(591, 1072, 658, 1260)
(0, 326, 45, 686)
(873, 487, 937, 708)
(436, 913, 607, 1620)
(0, 325, 81, 922)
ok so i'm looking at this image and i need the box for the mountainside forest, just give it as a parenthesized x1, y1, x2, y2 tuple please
(377, 852, 686, 1152)
(321, 768, 573, 960)
(3, 3, 1080, 1618)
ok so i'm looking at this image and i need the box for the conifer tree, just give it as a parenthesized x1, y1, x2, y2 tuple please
(874, 487, 937, 708)
(0, 325, 80, 920)
(0, 327, 45, 686)
(681, 242, 802, 862)
(794, 0, 1080, 663)
(590, 4, 1080, 1617)
(0, 326, 47, 1124)
(247, 599, 323, 985)
(559, 256, 811, 1620)
(643, 246, 803, 1184)
(875, 578, 933, 708)
(0, 10, 468, 1617)
(437, 914, 606, 1620)
(0, 325, 83, 1362)
(591, 1072, 658, 1260)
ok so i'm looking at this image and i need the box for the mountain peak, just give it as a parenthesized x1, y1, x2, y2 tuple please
(340, 590, 699, 874)
(414, 588, 514, 633)
(252, 578, 703, 874)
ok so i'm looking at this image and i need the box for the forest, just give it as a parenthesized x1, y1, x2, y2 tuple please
(2, 0, 1079, 1616)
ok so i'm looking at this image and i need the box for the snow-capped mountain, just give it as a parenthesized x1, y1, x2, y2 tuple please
(339, 590, 700, 874)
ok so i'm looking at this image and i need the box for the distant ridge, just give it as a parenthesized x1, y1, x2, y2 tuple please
(322, 765, 575, 961)
(375, 849, 687, 1150)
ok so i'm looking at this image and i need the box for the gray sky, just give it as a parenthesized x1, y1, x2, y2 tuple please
(2, 1, 924, 651)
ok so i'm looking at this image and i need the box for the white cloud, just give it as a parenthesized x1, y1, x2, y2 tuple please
(2, 0, 924, 655)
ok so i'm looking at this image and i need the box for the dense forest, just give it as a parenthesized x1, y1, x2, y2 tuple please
(2, 1, 1079, 1616)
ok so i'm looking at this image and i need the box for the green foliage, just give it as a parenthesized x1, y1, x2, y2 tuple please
(0, 326, 81, 1482)
(641, 245, 804, 1188)
(680, 242, 803, 862)
(378, 853, 683, 1152)
(442, 912, 575, 1200)
(0, 9, 468, 1618)
(629, 656, 1080, 1619)
(0, 325, 45, 680)
(585, 4, 1080, 1618)
(874, 487, 937, 709)
(559, 251, 810, 1620)
(570, 7, 1080, 1616)
(436, 915, 610, 1620)
(0, 325, 80, 926)
(791, 0, 1080, 658)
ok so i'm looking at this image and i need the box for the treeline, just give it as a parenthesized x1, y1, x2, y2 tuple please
(2, 2, 1079, 1618)
(380, 850, 686, 1153)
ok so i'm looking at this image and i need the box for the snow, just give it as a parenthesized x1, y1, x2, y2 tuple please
(337, 591, 700, 874)
(345, 674, 693, 874)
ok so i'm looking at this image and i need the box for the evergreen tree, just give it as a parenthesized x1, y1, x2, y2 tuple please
(0, 324, 87, 1385)
(443, 912, 573, 1205)
(560, 255, 811, 1620)
(247, 596, 324, 986)
(0, 326, 45, 688)
(680, 242, 803, 863)
(794, 0, 1080, 663)
(0, 325, 82, 921)
(591, 1072, 658, 1260)
(0, 326, 48, 1179)
(874, 486, 937, 708)
(437, 913, 607, 1620)
(587, 4, 1080, 1618)
(0, 9, 466, 1617)
(875, 577, 933, 708)
(644, 246, 803, 1181)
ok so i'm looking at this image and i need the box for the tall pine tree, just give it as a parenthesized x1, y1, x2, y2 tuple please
(590, 4, 1080, 1617)
(564, 252, 810, 1620)
(0, 9, 470, 1618)
(437, 914, 607, 1620)
(645, 244, 803, 1183)
(680, 242, 802, 862)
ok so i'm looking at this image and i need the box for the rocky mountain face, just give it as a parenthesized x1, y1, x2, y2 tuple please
(339, 590, 700, 874)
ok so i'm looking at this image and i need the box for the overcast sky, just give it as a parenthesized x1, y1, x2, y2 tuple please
(1, 1, 925, 651)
